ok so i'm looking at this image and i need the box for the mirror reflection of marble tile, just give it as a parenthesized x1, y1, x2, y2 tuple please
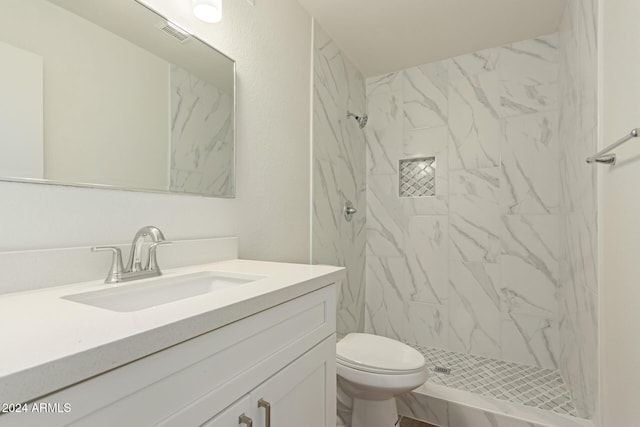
(170, 66, 234, 196)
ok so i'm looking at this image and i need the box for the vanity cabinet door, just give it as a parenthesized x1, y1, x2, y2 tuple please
(250, 336, 336, 427)
(201, 395, 251, 427)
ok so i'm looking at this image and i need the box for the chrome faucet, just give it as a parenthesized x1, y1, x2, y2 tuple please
(93, 226, 172, 284)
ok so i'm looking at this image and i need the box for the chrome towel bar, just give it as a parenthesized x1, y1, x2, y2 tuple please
(586, 128, 640, 165)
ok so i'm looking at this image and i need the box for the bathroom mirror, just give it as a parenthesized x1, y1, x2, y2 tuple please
(0, 0, 235, 197)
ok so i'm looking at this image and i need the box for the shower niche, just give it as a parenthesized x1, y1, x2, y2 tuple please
(399, 157, 437, 198)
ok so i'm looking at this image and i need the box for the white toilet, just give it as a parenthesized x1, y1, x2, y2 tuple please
(336, 333, 428, 427)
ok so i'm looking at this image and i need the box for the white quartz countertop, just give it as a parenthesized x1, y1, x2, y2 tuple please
(0, 259, 344, 404)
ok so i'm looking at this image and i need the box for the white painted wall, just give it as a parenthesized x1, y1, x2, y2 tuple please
(0, 0, 312, 266)
(0, 42, 43, 179)
(599, 0, 640, 425)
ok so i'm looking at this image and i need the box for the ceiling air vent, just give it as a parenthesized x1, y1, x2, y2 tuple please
(156, 21, 191, 43)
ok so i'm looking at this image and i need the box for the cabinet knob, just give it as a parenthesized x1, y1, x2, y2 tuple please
(238, 413, 253, 427)
(258, 398, 271, 427)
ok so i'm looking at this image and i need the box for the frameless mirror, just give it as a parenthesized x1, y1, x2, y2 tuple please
(0, 0, 235, 197)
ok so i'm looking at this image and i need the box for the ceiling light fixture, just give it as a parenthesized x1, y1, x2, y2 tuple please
(193, 0, 222, 23)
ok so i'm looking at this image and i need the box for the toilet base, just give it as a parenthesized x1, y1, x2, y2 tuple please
(351, 397, 398, 427)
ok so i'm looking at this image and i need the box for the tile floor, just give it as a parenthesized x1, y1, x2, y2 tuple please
(413, 345, 578, 417)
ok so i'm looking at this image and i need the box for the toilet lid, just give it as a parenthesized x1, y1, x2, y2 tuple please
(336, 333, 426, 373)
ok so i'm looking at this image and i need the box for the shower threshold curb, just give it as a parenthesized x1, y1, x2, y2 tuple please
(399, 382, 594, 427)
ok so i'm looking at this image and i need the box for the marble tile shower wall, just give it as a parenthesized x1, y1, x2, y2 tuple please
(312, 24, 367, 336)
(364, 35, 561, 370)
(557, 0, 598, 420)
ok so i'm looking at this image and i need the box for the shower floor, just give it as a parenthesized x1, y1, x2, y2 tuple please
(411, 345, 578, 417)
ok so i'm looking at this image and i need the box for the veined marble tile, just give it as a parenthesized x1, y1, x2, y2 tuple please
(324, 53, 351, 108)
(561, 130, 597, 216)
(501, 215, 560, 317)
(365, 256, 408, 341)
(199, 148, 234, 196)
(558, 21, 578, 115)
(404, 126, 448, 158)
(170, 169, 204, 194)
(312, 25, 367, 336)
(367, 174, 405, 257)
(340, 117, 368, 200)
(398, 391, 450, 427)
(337, 240, 366, 334)
(450, 195, 501, 262)
(575, 1, 597, 132)
(356, 32, 594, 409)
(170, 66, 234, 196)
(450, 168, 500, 200)
(313, 22, 335, 56)
(559, 284, 597, 418)
(449, 260, 501, 358)
(312, 96, 340, 163)
(501, 313, 559, 369)
(315, 25, 366, 116)
(448, 404, 544, 427)
(448, 48, 500, 81)
(313, 64, 342, 162)
(501, 255, 558, 318)
(403, 126, 449, 194)
(497, 35, 559, 85)
(400, 389, 590, 427)
(448, 71, 501, 170)
(501, 215, 560, 274)
(407, 301, 448, 349)
(501, 112, 559, 214)
(313, 159, 341, 238)
(366, 91, 403, 175)
(496, 35, 559, 119)
(314, 34, 342, 110)
(498, 81, 558, 118)
(403, 62, 448, 130)
(349, 87, 367, 130)
(367, 71, 403, 97)
(405, 216, 449, 304)
(565, 211, 597, 295)
(314, 156, 366, 337)
(403, 196, 449, 216)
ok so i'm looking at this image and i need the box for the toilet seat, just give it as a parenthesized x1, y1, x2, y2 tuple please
(336, 358, 426, 375)
(336, 333, 426, 374)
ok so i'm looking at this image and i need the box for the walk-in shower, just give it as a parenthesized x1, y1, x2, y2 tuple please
(313, 19, 598, 425)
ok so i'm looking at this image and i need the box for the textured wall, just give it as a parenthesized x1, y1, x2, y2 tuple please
(596, 0, 640, 423)
(364, 35, 562, 370)
(600, 0, 640, 422)
(312, 23, 367, 335)
(557, 0, 598, 420)
(0, 0, 312, 266)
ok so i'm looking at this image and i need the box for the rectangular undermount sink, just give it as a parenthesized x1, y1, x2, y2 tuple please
(62, 271, 265, 312)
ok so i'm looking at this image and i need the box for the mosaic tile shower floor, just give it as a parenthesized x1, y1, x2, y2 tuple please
(412, 345, 578, 417)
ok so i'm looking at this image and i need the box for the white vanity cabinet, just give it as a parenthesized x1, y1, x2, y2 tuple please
(1, 284, 336, 427)
(200, 337, 334, 427)
(200, 395, 252, 427)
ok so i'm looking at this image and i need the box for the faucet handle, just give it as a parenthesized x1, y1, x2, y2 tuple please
(147, 241, 172, 272)
(92, 246, 125, 284)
